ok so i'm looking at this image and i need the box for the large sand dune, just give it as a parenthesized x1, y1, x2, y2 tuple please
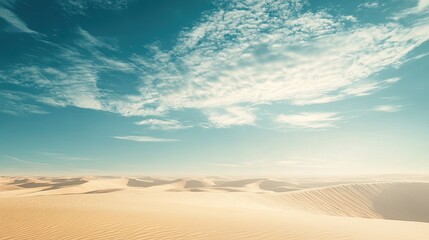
(0, 176, 428, 239)
(266, 182, 429, 222)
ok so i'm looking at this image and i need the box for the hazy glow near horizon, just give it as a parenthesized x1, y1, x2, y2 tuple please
(0, 0, 429, 175)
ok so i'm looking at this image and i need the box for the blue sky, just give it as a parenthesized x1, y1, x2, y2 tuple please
(0, 0, 428, 176)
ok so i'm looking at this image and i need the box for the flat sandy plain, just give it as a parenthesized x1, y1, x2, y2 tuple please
(1, 175, 429, 239)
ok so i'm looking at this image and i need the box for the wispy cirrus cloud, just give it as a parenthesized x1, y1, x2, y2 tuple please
(0, 91, 49, 115)
(114, 135, 178, 142)
(276, 112, 342, 129)
(1, 155, 48, 167)
(130, 2, 427, 114)
(2, 0, 429, 129)
(0, 27, 132, 112)
(358, 2, 382, 10)
(205, 107, 255, 128)
(417, 0, 429, 11)
(393, 0, 429, 19)
(76, 27, 118, 51)
(374, 105, 402, 112)
(38, 152, 94, 161)
(0, 1, 39, 34)
(56, 0, 129, 15)
(135, 119, 191, 130)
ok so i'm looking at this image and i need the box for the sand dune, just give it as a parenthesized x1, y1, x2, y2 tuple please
(266, 182, 429, 222)
(0, 176, 429, 239)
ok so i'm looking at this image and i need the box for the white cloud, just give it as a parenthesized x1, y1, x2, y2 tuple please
(374, 105, 402, 112)
(341, 77, 397, 97)
(358, 2, 381, 10)
(342, 83, 380, 97)
(393, 0, 429, 18)
(57, 0, 129, 15)
(0, 27, 132, 113)
(0, 3, 38, 34)
(276, 112, 341, 129)
(418, 0, 429, 11)
(206, 107, 255, 128)
(76, 27, 117, 51)
(0, 91, 49, 115)
(127, 0, 429, 116)
(114, 135, 178, 142)
(2, 0, 429, 130)
(135, 119, 191, 130)
(383, 77, 400, 84)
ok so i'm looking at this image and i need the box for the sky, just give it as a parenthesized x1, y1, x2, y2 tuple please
(0, 0, 428, 176)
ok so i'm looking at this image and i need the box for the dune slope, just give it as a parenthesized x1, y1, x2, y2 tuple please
(266, 182, 429, 222)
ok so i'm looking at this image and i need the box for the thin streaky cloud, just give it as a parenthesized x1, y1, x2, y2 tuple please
(57, 0, 129, 15)
(374, 105, 402, 112)
(393, 0, 429, 19)
(358, 2, 381, 10)
(135, 119, 191, 130)
(276, 112, 342, 129)
(206, 107, 255, 128)
(114, 135, 179, 142)
(76, 27, 118, 51)
(38, 152, 94, 161)
(0, 3, 39, 34)
(1, 155, 48, 167)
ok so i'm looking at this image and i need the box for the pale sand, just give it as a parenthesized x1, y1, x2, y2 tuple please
(0, 176, 428, 239)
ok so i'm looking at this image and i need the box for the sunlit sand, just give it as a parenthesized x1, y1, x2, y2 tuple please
(1, 175, 428, 239)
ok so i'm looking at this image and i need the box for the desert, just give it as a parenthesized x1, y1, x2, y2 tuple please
(1, 175, 428, 240)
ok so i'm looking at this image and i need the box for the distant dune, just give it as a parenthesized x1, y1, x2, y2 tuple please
(0, 176, 429, 239)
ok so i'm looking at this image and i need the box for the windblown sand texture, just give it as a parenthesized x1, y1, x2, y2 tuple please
(1, 175, 428, 239)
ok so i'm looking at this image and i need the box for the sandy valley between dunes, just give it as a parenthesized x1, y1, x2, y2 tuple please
(1, 175, 429, 240)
